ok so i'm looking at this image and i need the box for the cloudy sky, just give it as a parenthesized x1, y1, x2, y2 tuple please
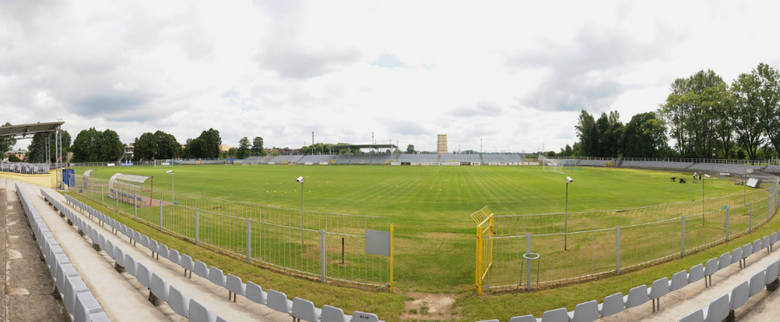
(2, 0, 779, 153)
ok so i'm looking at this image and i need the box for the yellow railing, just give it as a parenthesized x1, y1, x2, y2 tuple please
(471, 206, 494, 295)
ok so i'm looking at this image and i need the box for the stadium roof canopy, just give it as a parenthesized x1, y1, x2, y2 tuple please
(0, 121, 64, 139)
(345, 144, 398, 149)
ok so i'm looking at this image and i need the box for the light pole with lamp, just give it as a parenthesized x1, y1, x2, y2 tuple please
(564, 176, 574, 251)
(166, 170, 175, 204)
(297, 176, 305, 245)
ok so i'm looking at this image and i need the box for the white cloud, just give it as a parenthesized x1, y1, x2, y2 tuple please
(1, 0, 780, 153)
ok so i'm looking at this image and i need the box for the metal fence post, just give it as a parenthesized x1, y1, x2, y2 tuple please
(725, 207, 730, 241)
(195, 208, 200, 244)
(320, 230, 326, 283)
(681, 215, 685, 257)
(134, 190, 137, 218)
(525, 234, 531, 290)
(749, 203, 752, 232)
(159, 202, 163, 231)
(246, 218, 251, 263)
(101, 186, 104, 204)
(616, 226, 621, 275)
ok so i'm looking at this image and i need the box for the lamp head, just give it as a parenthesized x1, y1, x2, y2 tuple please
(296, 176, 304, 183)
(165, 170, 174, 174)
(704, 174, 711, 178)
(566, 176, 574, 183)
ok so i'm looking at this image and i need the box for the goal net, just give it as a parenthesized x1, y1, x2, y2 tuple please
(539, 155, 563, 174)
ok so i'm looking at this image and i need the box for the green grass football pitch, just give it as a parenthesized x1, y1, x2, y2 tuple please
(73, 164, 747, 291)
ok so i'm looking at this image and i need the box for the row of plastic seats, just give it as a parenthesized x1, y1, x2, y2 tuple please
(61, 192, 384, 322)
(48, 190, 227, 322)
(17, 185, 110, 322)
(680, 259, 780, 321)
(488, 230, 780, 322)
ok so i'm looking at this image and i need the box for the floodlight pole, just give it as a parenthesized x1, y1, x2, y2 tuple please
(564, 181, 570, 251)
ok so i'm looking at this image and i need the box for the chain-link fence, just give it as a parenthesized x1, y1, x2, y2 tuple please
(482, 178, 779, 291)
(73, 176, 392, 288)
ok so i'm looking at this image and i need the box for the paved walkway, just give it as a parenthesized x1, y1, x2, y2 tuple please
(600, 234, 780, 321)
(36, 183, 289, 321)
(1, 178, 66, 321)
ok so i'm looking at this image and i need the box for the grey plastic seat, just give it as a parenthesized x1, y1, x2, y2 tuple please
(188, 298, 217, 322)
(125, 254, 137, 276)
(743, 243, 753, 261)
(749, 270, 766, 297)
(75, 291, 103, 322)
(770, 232, 777, 251)
(624, 285, 649, 308)
(88, 311, 111, 322)
(717, 253, 731, 270)
(704, 258, 718, 287)
(321, 305, 352, 322)
(351, 311, 383, 322)
(158, 244, 169, 260)
(567, 300, 597, 322)
(703, 294, 729, 322)
(293, 297, 322, 322)
(168, 285, 190, 317)
(267, 289, 293, 314)
(753, 240, 763, 255)
(151, 273, 170, 302)
(136, 263, 152, 289)
(598, 292, 624, 317)
(114, 247, 125, 269)
(670, 270, 688, 291)
(168, 249, 181, 265)
(679, 309, 704, 322)
(180, 254, 194, 277)
(56, 263, 80, 299)
(208, 266, 227, 288)
(729, 281, 749, 312)
(508, 315, 535, 322)
(732, 248, 743, 267)
(193, 260, 209, 279)
(688, 264, 704, 283)
(763, 236, 771, 253)
(148, 239, 159, 257)
(246, 281, 267, 305)
(649, 277, 669, 312)
(766, 261, 780, 284)
(63, 275, 89, 316)
(226, 274, 246, 301)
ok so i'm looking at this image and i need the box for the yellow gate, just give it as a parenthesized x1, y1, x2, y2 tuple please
(470, 206, 495, 295)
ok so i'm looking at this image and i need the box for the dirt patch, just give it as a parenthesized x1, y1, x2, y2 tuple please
(402, 292, 458, 321)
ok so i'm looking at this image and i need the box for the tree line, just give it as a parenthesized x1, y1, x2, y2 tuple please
(558, 63, 780, 160)
(0, 124, 272, 162)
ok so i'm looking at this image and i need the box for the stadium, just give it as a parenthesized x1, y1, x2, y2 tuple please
(5, 2, 780, 322)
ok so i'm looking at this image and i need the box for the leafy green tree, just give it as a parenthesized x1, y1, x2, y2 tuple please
(134, 132, 157, 161)
(237, 137, 250, 159)
(251, 136, 265, 156)
(622, 112, 668, 157)
(406, 144, 415, 153)
(100, 129, 124, 162)
(575, 110, 598, 156)
(732, 71, 766, 160)
(71, 128, 102, 162)
(27, 130, 71, 163)
(0, 122, 16, 157)
(751, 63, 780, 157)
(183, 129, 221, 159)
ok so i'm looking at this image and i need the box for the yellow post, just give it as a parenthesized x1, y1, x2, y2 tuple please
(389, 224, 394, 292)
(475, 227, 483, 295)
